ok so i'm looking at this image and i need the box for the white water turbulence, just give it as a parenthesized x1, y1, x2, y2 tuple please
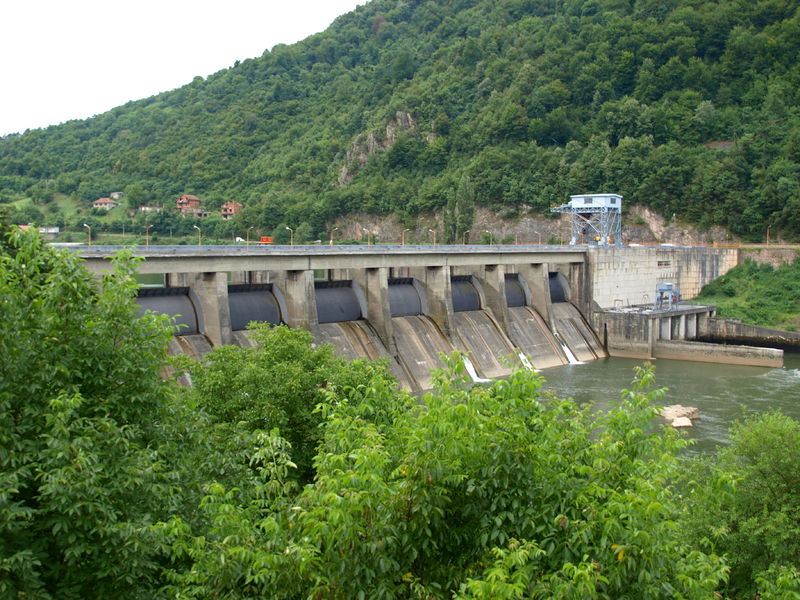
(463, 356, 491, 383)
(518, 352, 538, 371)
(558, 339, 583, 365)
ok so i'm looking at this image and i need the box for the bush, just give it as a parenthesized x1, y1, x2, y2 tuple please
(681, 411, 800, 598)
(180, 324, 400, 482)
(157, 361, 729, 598)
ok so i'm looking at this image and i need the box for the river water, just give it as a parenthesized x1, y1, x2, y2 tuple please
(538, 352, 800, 454)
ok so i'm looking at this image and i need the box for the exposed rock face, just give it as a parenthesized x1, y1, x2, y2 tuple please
(331, 207, 571, 245)
(660, 404, 700, 427)
(334, 204, 725, 244)
(338, 111, 418, 185)
(329, 204, 738, 247)
(626, 205, 731, 246)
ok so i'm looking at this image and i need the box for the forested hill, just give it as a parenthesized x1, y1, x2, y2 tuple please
(2, 0, 800, 241)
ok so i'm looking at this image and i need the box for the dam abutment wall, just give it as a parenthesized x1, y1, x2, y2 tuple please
(587, 246, 739, 309)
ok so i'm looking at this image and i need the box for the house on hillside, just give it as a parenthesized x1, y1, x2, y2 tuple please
(176, 194, 208, 218)
(221, 201, 244, 219)
(110, 191, 124, 200)
(138, 204, 163, 213)
(93, 197, 119, 210)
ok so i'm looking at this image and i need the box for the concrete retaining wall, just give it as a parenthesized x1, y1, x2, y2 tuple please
(738, 247, 800, 269)
(700, 318, 800, 349)
(588, 246, 738, 309)
(654, 340, 783, 368)
(592, 311, 654, 359)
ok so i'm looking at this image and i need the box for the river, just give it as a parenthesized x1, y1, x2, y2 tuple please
(538, 352, 800, 454)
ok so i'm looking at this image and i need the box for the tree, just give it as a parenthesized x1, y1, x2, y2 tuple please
(0, 222, 231, 598)
(124, 182, 150, 210)
(180, 324, 397, 482)
(681, 411, 800, 598)
(444, 174, 476, 243)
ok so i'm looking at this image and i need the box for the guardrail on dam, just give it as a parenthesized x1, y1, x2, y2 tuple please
(76, 243, 762, 389)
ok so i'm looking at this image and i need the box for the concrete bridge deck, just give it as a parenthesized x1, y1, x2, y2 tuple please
(75, 243, 587, 275)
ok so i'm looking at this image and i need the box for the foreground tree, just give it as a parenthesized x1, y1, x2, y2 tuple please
(0, 221, 233, 598)
(180, 324, 399, 482)
(681, 411, 800, 599)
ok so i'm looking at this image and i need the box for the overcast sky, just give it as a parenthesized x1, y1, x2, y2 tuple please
(0, 0, 364, 136)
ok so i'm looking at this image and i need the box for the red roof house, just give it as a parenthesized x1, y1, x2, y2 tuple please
(93, 197, 119, 210)
(221, 201, 244, 219)
(176, 194, 207, 217)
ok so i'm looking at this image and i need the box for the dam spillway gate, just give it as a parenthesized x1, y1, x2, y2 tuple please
(123, 246, 605, 391)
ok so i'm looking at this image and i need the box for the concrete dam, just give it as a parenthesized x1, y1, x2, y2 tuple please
(79, 243, 782, 391)
(135, 263, 598, 392)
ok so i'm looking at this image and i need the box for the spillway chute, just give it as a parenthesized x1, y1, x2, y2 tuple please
(503, 274, 569, 369)
(550, 302, 606, 362)
(313, 280, 411, 389)
(391, 314, 455, 392)
(450, 275, 518, 380)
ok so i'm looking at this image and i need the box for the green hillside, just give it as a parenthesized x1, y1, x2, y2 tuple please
(694, 256, 800, 329)
(2, 0, 799, 242)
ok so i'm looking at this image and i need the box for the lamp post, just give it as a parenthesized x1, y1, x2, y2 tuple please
(429, 229, 437, 247)
(247, 226, 254, 246)
(83, 223, 91, 247)
(485, 230, 493, 246)
(329, 227, 339, 247)
(767, 225, 771, 245)
(402, 228, 411, 246)
(193, 225, 201, 247)
(362, 226, 372, 247)
(145, 224, 152, 249)
(537, 232, 542, 245)
(285, 226, 294, 247)
(462, 230, 470, 245)
(515, 232, 520, 245)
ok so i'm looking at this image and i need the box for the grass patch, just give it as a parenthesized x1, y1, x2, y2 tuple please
(694, 258, 800, 329)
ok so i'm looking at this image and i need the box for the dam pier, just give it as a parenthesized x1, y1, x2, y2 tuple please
(78, 244, 783, 391)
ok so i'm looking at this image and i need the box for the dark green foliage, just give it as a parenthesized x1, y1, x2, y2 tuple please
(2, 0, 800, 239)
(694, 256, 800, 329)
(0, 225, 173, 597)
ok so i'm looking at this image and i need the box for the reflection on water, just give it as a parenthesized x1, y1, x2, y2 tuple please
(538, 353, 800, 454)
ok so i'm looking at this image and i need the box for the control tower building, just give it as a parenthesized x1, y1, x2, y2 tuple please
(551, 193, 622, 246)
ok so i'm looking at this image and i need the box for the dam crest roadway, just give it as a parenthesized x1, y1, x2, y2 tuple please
(75, 243, 783, 391)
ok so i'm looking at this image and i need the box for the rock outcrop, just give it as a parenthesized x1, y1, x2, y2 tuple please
(338, 111, 418, 185)
(659, 404, 700, 427)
